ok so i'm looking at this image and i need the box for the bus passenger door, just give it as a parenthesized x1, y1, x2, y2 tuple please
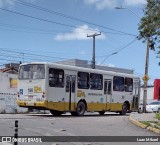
(65, 75, 76, 111)
(104, 80, 112, 110)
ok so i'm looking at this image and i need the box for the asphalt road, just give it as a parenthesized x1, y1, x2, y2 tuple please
(0, 112, 159, 145)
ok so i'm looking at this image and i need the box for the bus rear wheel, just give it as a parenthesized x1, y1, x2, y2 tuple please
(98, 111, 105, 115)
(71, 112, 77, 116)
(76, 102, 86, 116)
(119, 103, 128, 115)
(50, 110, 62, 116)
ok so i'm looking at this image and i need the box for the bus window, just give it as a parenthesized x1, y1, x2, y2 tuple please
(125, 78, 133, 92)
(19, 64, 45, 79)
(113, 76, 124, 91)
(49, 68, 64, 88)
(90, 73, 103, 90)
(77, 72, 89, 89)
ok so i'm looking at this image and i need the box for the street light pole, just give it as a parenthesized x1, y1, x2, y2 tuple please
(115, 6, 140, 18)
(100, 52, 118, 65)
(87, 33, 101, 69)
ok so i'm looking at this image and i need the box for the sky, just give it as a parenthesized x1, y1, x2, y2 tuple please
(0, 0, 159, 85)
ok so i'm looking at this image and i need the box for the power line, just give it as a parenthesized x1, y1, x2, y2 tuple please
(0, 46, 93, 58)
(0, 23, 68, 33)
(0, 27, 58, 35)
(99, 38, 137, 58)
(0, 22, 127, 36)
(0, 48, 69, 60)
(0, 7, 101, 34)
(0, 7, 137, 37)
(9, 0, 137, 37)
(0, 57, 20, 62)
(100, 38, 137, 64)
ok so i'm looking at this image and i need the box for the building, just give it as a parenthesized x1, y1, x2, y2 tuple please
(56, 59, 134, 74)
(0, 63, 27, 113)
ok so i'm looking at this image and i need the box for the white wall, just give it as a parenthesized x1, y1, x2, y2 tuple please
(140, 86, 154, 104)
(0, 72, 27, 113)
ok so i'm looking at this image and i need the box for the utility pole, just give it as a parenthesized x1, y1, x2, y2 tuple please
(142, 39, 150, 113)
(87, 32, 101, 69)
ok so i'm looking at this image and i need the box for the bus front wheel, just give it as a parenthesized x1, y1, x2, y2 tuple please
(119, 103, 128, 115)
(50, 110, 62, 116)
(76, 102, 86, 116)
(98, 111, 105, 115)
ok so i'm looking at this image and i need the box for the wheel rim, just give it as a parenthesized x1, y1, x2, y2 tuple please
(77, 102, 85, 115)
(123, 105, 127, 112)
(78, 105, 83, 113)
(122, 104, 127, 114)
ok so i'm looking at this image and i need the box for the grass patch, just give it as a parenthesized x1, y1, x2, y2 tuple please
(156, 113, 160, 120)
(140, 121, 150, 126)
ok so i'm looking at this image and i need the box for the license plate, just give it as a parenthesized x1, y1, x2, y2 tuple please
(28, 88, 33, 93)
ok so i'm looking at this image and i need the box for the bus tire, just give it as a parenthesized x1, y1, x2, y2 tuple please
(98, 111, 105, 115)
(76, 102, 86, 116)
(71, 112, 77, 116)
(50, 110, 62, 116)
(119, 103, 128, 115)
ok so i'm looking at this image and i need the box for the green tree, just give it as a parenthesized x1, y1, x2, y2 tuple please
(138, 0, 160, 50)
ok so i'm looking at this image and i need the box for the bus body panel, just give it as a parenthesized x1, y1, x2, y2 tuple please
(17, 62, 140, 114)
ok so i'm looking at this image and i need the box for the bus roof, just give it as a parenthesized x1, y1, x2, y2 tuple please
(20, 62, 139, 79)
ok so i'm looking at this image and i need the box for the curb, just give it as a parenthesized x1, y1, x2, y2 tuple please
(129, 115, 160, 135)
(129, 115, 147, 129)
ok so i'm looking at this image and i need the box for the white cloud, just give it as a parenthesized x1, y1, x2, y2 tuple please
(84, 0, 147, 10)
(84, 0, 118, 10)
(98, 63, 116, 67)
(54, 24, 106, 41)
(0, 0, 14, 8)
(106, 63, 116, 67)
(124, 0, 146, 6)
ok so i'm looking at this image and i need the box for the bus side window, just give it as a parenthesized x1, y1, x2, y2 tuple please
(125, 78, 133, 92)
(49, 68, 64, 88)
(90, 73, 103, 90)
(113, 76, 124, 91)
(77, 72, 89, 89)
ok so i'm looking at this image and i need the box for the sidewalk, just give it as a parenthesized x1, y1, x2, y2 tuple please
(130, 112, 158, 122)
(129, 112, 160, 134)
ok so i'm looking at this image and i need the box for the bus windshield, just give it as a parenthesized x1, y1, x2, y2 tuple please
(19, 64, 45, 79)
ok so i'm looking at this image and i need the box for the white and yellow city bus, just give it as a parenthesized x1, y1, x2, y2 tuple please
(17, 62, 140, 116)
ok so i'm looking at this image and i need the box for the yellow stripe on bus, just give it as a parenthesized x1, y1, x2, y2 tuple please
(17, 100, 125, 112)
